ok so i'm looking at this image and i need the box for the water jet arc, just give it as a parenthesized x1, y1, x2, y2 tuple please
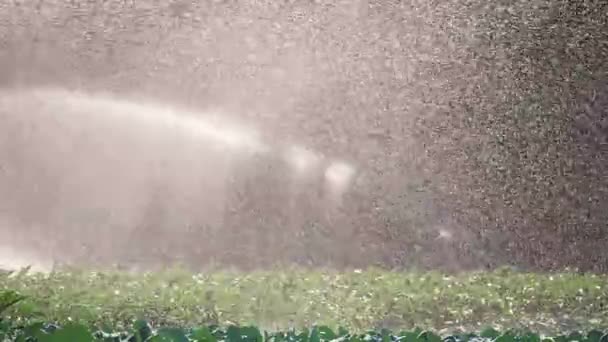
(0, 86, 358, 271)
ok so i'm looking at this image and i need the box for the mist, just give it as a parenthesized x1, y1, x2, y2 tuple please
(0, 0, 606, 273)
(0, 86, 358, 271)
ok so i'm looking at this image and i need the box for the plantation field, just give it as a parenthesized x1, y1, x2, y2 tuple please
(1, 322, 607, 342)
(1, 267, 607, 335)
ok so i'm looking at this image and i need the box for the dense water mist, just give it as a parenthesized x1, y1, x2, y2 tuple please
(0, 86, 358, 271)
(1, 0, 606, 273)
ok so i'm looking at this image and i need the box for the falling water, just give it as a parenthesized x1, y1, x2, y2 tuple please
(0, 86, 358, 271)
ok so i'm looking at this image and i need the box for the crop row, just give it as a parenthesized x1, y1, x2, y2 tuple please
(1, 320, 608, 342)
(2, 268, 608, 335)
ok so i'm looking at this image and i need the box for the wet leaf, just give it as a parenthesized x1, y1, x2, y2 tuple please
(130, 319, 153, 342)
(38, 323, 94, 342)
(586, 331, 604, 342)
(494, 332, 516, 342)
(191, 327, 217, 342)
(480, 328, 500, 339)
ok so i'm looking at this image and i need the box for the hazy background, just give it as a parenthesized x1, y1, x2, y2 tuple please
(0, 0, 606, 273)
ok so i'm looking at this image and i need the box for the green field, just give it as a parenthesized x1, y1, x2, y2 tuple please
(1, 267, 607, 335)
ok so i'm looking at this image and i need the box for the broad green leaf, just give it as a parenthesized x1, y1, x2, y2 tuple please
(226, 325, 263, 342)
(480, 328, 500, 339)
(0, 320, 9, 342)
(298, 328, 310, 342)
(131, 319, 153, 342)
(38, 323, 94, 342)
(239, 326, 264, 342)
(381, 329, 392, 342)
(14, 321, 46, 342)
(191, 327, 217, 342)
(587, 331, 604, 342)
(397, 331, 420, 342)
(494, 332, 516, 342)
(224, 325, 239, 342)
(310, 326, 321, 342)
(567, 332, 584, 342)
(418, 331, 442, 342)
(520, 332, 541, 342)
(317, 326, 338, 341)
(338, 327, 350, 337)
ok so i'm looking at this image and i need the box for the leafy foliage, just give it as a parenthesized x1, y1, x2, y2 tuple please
(1, 321, 607, 342)
(1, 268, 608, 334)
(0, 290, 26, 316)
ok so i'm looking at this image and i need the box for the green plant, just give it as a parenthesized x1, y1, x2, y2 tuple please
(2, 322, 608, 342)
(0, 290, 26, 316)
(1, 268, 608, 334)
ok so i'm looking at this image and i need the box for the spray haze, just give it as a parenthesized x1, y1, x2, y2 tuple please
(0, 86, 358, 271)
(2, 0, 605, 273)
